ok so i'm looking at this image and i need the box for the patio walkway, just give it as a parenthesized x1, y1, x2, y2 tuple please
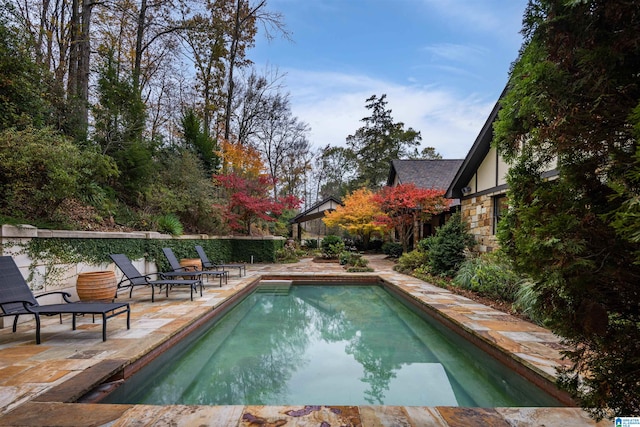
(0, 255, 607, 426)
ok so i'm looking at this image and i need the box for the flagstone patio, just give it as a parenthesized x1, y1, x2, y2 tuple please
(0, 255, 607, 426)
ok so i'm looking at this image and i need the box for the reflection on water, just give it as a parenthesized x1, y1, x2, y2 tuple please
(102, 285, 562, 407)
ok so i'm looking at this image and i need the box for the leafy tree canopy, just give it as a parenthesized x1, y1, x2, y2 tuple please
(494, 0, 640, 418)
(214, 172, 300, 235)
(322, 188, 387, 248)
(373, 183, 447, 252)
(218, 138, 263, 178)
(0, 12, 51, 129)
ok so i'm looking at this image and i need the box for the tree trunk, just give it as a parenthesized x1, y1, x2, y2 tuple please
(67, 0, 79, 97)
(67, 0, 92, 139)
(54, 0, 69, 89)
(77, 0, 93, 131)
(413, 212, 420, 250)
(223, 0, 242, 141)
(36, 0, 50, 66)
(133, 0, 147, 92)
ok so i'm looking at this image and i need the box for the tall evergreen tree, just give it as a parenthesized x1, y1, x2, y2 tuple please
(181, 108, 220, 174)
(93, 49, 150, 203)
(346, 94, 421, 189)
(494, 0, 640, 418)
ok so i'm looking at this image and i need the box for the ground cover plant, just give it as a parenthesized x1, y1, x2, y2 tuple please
(453, 253, 520, 302)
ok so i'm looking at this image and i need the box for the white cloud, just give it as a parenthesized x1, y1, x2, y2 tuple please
(280, 68, 495, 159)
(421, 0, 521, 35)
(422, 43, 489, 63)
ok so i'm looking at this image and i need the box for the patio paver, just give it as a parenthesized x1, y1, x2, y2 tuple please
(0, 255, 608, 426)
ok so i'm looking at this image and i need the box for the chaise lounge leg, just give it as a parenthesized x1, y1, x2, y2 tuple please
(102, 313, 107, 341)
(35, 314, 41, 345)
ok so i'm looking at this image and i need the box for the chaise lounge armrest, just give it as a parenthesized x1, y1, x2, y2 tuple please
(33, 291, 74, 303)
(1, 294, 74, 314)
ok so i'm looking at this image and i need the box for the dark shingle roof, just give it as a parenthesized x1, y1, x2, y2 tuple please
(387, 159, 464, 190)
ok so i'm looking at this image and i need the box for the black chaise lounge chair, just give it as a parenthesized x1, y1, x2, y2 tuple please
(110, 254, 202, 302)
(0, 256, 130, 344)
(161, 248, 228, 287)
(195, 245, 246, 277)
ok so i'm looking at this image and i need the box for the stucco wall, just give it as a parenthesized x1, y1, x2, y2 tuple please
(466, 147, 510, 193)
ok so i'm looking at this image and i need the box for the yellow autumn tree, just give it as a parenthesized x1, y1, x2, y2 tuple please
(323, 188, 389, 248)
(218, 139, 263, 177)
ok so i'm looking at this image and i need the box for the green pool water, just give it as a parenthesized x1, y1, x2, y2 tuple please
(101, 285, 563, 407)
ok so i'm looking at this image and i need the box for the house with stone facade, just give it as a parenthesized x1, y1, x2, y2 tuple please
(446, 89, 557, 252)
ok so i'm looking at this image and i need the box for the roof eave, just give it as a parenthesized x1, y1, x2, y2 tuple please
(445, 86, 508, 199)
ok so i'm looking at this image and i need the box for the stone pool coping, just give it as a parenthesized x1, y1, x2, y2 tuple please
(0, 256, 608, 426)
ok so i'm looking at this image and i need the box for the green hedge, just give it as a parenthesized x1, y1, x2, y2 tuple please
(25, 237, 284, 272)
(229, 239, 284, 263)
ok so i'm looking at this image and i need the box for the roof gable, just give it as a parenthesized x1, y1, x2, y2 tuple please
(290, 196, 343, 224)
(445, 87, 507, 198)
(387, 159, 464, 191)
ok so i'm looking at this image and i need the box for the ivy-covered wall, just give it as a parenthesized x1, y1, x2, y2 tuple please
(0, 224, 284, 293)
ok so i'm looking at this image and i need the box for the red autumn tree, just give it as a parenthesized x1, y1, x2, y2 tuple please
(214, 173, 300, 235)
(373, 183, 448, 252)
(214, 139, 300, 235)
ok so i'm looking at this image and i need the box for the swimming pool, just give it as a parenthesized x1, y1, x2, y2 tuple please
(100, 284, 563, 407)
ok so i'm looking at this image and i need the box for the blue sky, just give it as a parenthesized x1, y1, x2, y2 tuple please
(250, 0, 529, 158)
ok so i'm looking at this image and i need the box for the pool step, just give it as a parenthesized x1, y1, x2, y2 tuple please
(257, 280, 292, 295)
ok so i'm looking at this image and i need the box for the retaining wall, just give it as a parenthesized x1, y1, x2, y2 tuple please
(0, 224, 284, 327)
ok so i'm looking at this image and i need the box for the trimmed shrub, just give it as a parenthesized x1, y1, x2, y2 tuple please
(303, 239, 319, 249)
(425, 212, 475, 276)
(276, 246, 301, 263)
(382, 242, 403, 258)
(229, 238, 284, 263)
(25, 236, 283, 278)
(345, 254, 373, 272)
(321, 235, 344, 259)
(346, 265, 374, 272)
(368, 238, 384, 252)
(394, 250, 429, 274)
(417, 237, 430, 252)
(339, 251, 351, 265)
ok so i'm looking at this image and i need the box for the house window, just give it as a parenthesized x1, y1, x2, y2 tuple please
(493, 194, 508, 234)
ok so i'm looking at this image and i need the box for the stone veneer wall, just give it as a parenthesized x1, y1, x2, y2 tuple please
(460, 191, 503, 253)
